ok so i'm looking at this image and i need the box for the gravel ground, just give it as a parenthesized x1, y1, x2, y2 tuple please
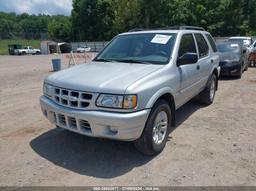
(0, 54, 256, 186)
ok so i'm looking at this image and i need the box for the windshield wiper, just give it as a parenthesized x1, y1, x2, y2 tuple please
(115, 59, 152, 64)
(94, 58, 114, 62)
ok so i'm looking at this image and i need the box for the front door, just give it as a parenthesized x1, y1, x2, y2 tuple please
(176, 33, 201, 107)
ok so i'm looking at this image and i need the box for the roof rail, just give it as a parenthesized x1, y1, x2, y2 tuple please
(128, 28, 147, 32)
(160, 26, 205, 31)
(129, 26, 205, 32)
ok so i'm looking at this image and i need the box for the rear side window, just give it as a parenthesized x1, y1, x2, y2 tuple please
(195, 34, 209, 58)
(206, 34, 217, 52)
(178, 34, 197, 57)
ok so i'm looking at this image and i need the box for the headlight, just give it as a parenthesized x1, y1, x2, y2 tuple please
(43, 84, 55, 97)
(96, 94, 137, 109)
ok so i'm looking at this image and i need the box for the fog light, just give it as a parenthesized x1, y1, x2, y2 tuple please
(107, 126, 118, 134)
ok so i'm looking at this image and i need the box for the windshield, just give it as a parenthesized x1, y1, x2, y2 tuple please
(228, 39, 252, 47)
(94, 33, 176, 65)
(217, 43, 240, 54)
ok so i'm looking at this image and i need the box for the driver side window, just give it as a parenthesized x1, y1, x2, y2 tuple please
(178, 34, 197, 58)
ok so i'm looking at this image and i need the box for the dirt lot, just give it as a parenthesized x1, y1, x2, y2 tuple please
(0, 54, 256, 186)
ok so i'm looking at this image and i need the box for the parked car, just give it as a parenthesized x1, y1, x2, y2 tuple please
(8, 44, 22, 55)
(228, 37, 253, 66)
(76, 46, 91, 53)
(249, 40, 256, 53)
(40, 26, 220, 155)
(249, 40, 256, 67)
(228, 36, 253, 48)
(217, 42, 247, 78)
(14, 46, 41, 55)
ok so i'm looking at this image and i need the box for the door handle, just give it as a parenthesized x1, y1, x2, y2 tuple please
(196, 65, 200, 70)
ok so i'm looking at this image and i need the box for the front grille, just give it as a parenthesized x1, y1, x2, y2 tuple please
(50, 87, 93, 109)
(48, 111, 92, 133)
(79, 120, 91, 132)
(219, 61, 227, 66)
(58, 114, 66, 126)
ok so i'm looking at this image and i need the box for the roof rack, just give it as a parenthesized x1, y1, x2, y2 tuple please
(129, 26, 205, 32)
(128, 28, 147, 32)
(161, 26, 205, 31)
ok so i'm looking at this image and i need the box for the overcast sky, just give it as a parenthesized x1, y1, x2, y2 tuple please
(0, 0, 72, 15)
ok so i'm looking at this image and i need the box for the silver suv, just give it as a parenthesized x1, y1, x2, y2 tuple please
(40, 26, 220, 155)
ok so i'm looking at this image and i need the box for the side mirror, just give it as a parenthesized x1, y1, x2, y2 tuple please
(178, 52, 198, 66)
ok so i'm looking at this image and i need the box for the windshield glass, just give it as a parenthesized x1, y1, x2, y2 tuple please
(94, 33, 176, 65)
(228, 39, 252, 47)
(217, 43, 240, 54)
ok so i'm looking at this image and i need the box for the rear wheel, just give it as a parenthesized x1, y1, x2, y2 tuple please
(199, 74, 217, 105)
(134, 100, 171, 155)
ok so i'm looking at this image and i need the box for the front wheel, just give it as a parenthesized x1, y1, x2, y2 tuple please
(244, 63, 249, 71)
(199, 74, 217, 105)
(134, 100, 171, 155)
(236, 66, 243, 79)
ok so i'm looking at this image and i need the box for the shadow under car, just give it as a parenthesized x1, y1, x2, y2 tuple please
(30, 100, 205, 178)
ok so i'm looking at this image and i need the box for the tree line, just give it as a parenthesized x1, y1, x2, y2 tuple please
(1, 0, 256, 42)
(0, 12, 71, 41)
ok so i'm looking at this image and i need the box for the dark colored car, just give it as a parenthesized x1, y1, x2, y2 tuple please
(8, 44, 22, 55)
(217, 42, 247, 78)
(228, 37, 252, 67)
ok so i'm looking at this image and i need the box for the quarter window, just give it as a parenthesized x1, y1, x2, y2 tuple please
(178, 34, 197, 58)
(206, 34, 217, 52)
(195, 34, 209, 58)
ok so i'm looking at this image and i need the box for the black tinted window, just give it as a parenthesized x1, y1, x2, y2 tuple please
(195, 34, 209, 58)
(206, 34, 217, 52)
(178, 34, 197, 57)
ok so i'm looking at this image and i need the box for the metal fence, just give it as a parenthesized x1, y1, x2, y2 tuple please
(71, 37, 256, 53)
(71, 42, 109, 52)
(214, 36, 256, 42)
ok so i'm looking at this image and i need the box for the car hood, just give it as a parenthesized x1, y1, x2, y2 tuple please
(219, 52, 240, 62)
(45, 61, 164, 94)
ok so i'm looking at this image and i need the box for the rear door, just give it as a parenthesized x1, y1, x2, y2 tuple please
(194, 33, 211, 87)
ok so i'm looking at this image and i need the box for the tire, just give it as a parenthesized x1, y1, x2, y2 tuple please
(22, 52, 26, 55)
(245, 63, 248, 71)
(237, 66, 243, 79)
(198, 74, 217, 105)
(134, 99, 172, 155)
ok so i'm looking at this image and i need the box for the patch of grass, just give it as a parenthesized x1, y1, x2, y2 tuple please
(0, 39, 40, 55)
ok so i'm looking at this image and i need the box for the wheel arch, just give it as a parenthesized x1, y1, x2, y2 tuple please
(146, 88, 176, 128)
(212, 68, 219, 90)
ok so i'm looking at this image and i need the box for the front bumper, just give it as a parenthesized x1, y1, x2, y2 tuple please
(220, 64, 241, 76)
(40, 96, 150, 141)
(217, 66, 221, 77)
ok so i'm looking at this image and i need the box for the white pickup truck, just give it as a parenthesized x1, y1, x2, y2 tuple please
(15, 46, 41, 55)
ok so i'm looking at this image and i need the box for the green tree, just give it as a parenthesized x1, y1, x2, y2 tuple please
(111, 0, 142, 33)
(72, 0, 114, 41)
(47, 17, 72, 41)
